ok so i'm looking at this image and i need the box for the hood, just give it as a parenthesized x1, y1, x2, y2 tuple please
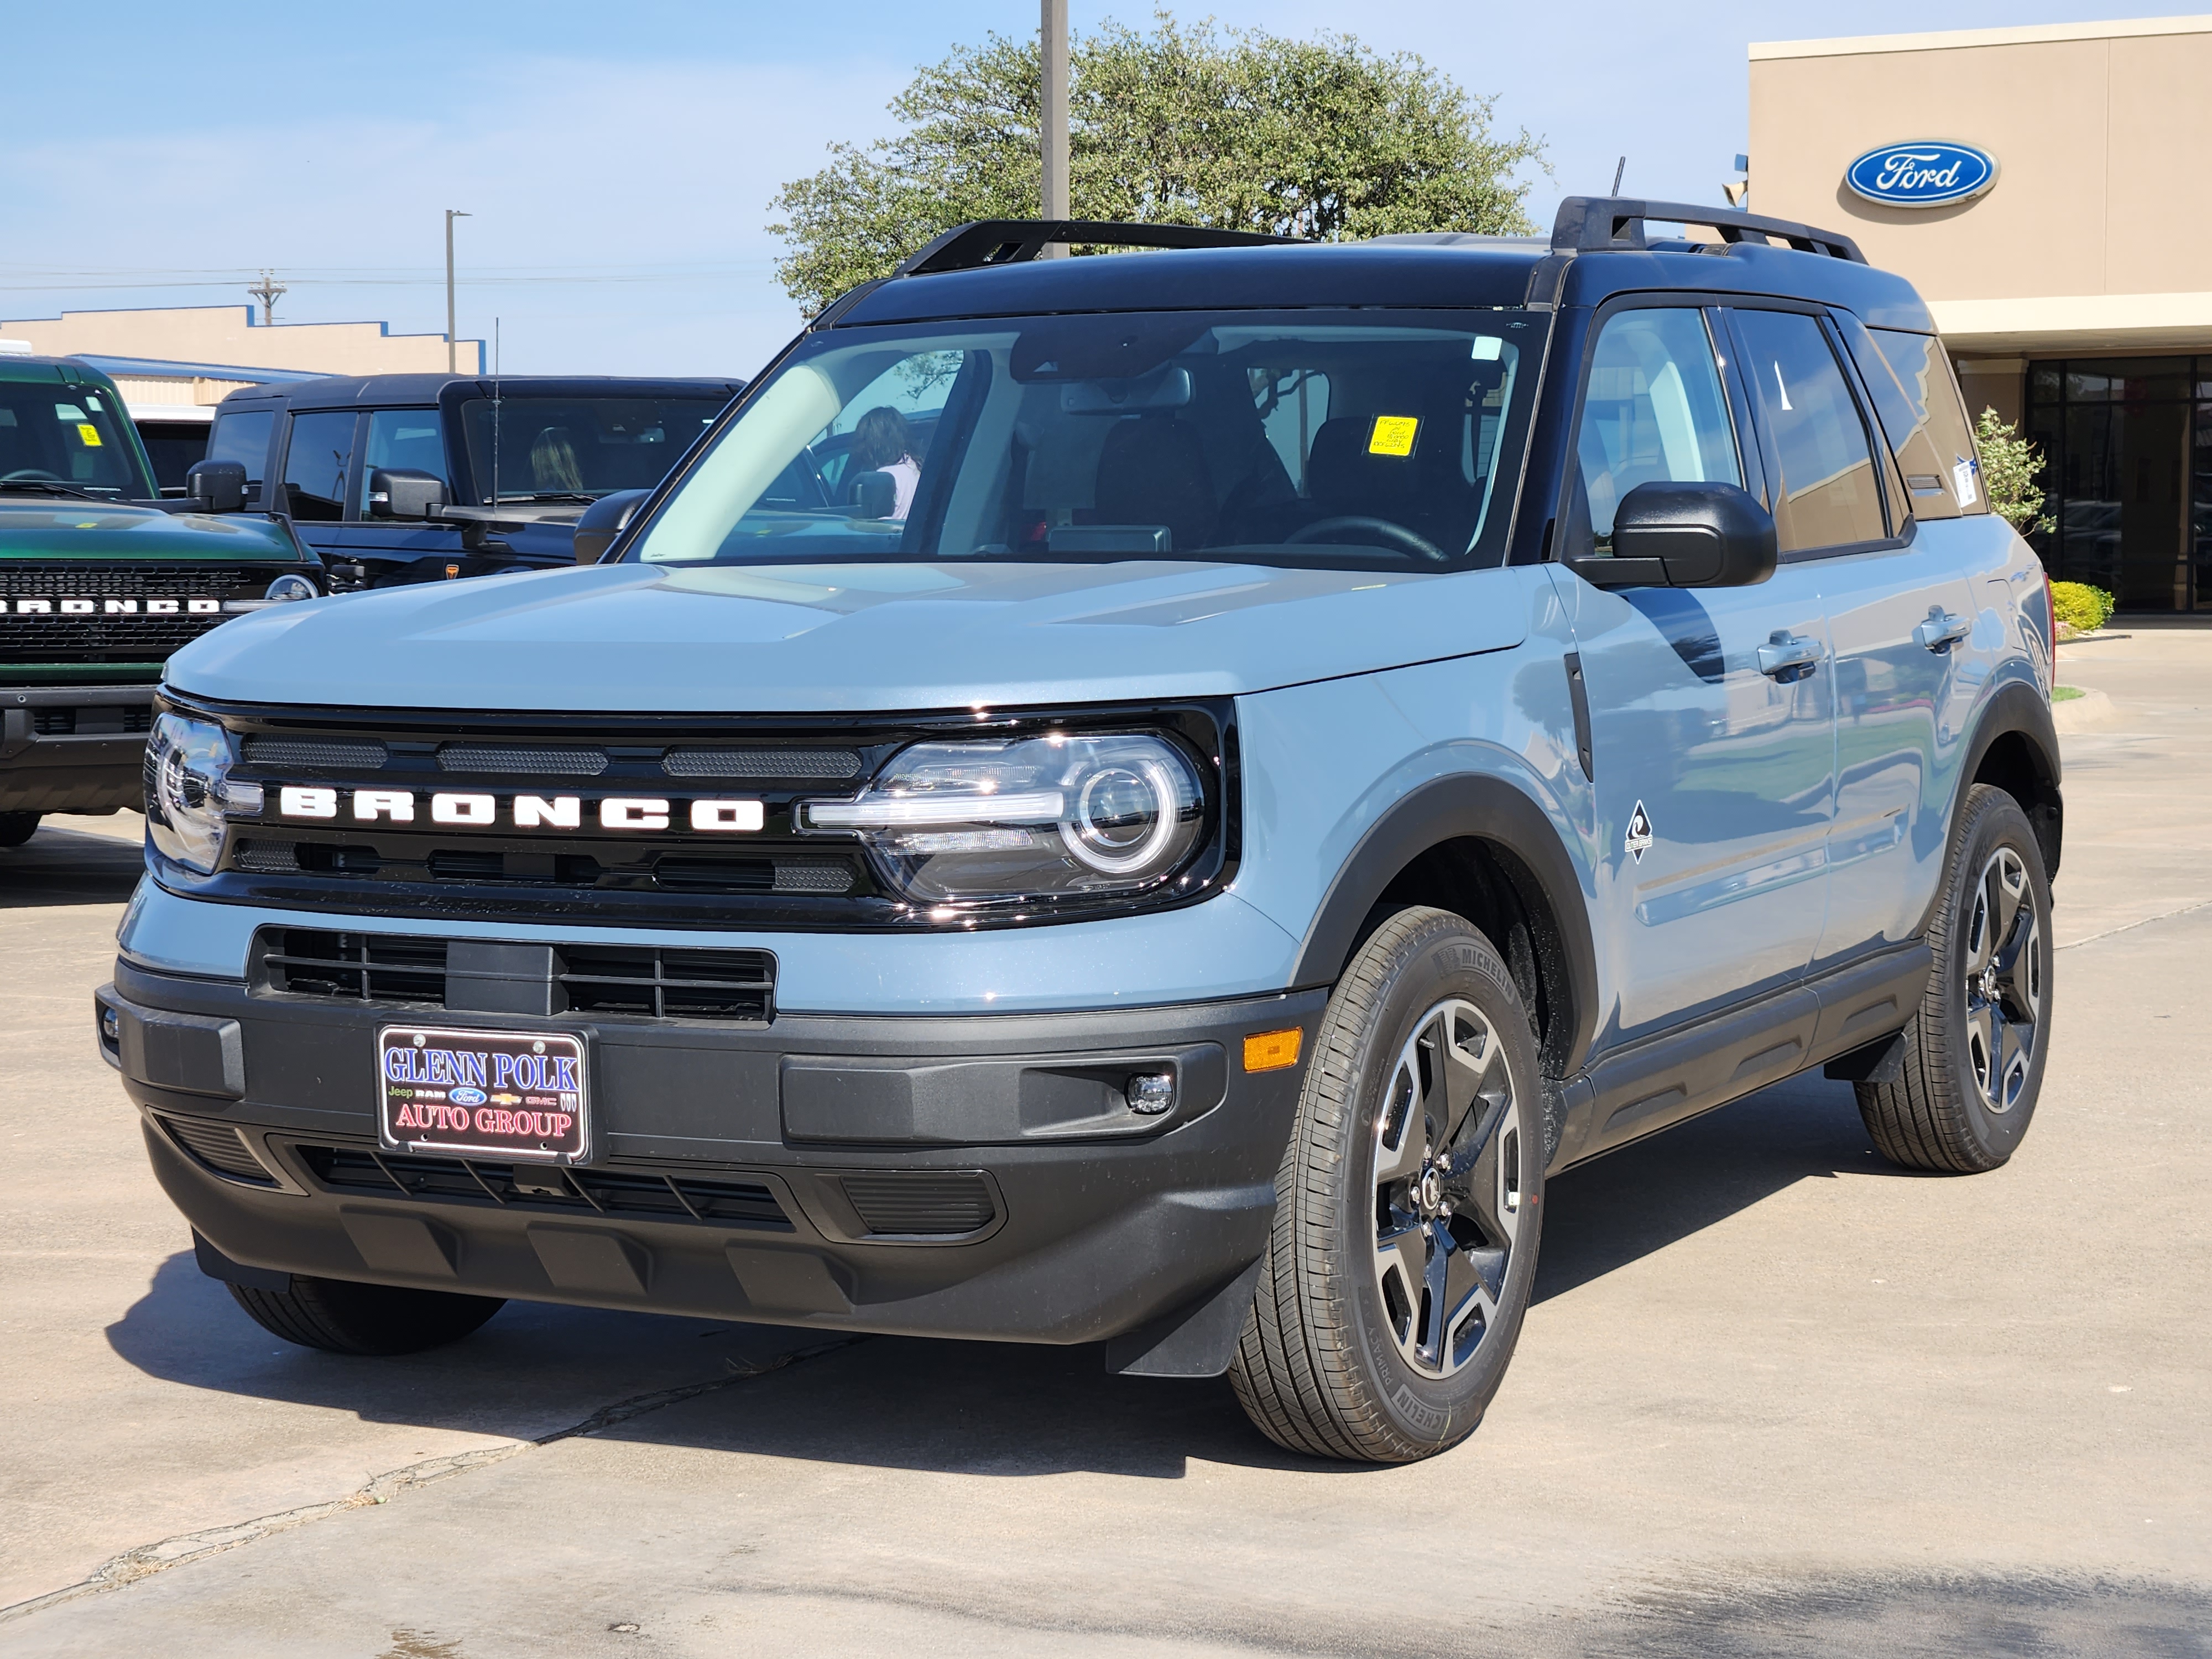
(165, 558, 1527, 712)
(0, 500, 303, 563)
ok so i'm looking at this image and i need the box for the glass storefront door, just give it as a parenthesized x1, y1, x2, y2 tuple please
(2026, 357, 2211, 612)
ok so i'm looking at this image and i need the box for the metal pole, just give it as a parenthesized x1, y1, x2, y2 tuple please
(1040, 0, 1069, 257)
(445, 209, 471, 373)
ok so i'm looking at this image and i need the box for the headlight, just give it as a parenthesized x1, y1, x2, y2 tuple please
(801, 733, 1207, 905)
(143, 713, 260, 875)
(264, 573, 319, 602)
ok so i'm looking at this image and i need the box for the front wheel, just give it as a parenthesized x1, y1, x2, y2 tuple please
(228, 1275, 504, 1355)
(1230, 906, 1544, 1463)
(1858, 784, 2054, 1172)
(0, 812, 39, 848)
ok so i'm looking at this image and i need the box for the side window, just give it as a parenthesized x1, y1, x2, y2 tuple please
(1734, 310, 1888, 552)
(357, 409, 448, 514)
(281, 411, 359, 522)
(1870, 327, 1986, 516)
(1574, 307, 1742, 547)
(204, 409, 274, 502)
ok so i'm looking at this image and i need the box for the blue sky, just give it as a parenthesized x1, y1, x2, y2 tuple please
(1, 2, 2190, 377)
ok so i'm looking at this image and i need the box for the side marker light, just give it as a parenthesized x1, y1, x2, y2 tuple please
(1243, 1029, 1302, 1072)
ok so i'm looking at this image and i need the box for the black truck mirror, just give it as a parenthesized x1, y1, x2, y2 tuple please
(848, 469, 898, 520)
(367, 468, 450, 521)
(1568, 481, 1778, 589)
(572, 488, 651, 564)
(184, 461, 248, 514)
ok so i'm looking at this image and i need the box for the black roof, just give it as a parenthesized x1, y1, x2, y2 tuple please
(216, 374, 747, 410)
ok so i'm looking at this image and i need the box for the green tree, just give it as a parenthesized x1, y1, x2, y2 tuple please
(769, 13, 1546, 314)
(1974, 406, 2054, 536)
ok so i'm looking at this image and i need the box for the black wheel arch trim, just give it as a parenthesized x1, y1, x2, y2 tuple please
(1288, 774, 1600, 1077)
(1952, 678, 2064, 881)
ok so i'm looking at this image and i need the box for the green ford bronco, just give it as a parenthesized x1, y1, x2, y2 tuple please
(1, 353, 321, 843)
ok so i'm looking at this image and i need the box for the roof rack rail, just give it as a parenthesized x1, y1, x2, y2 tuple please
(1550, 196, 1866, 264)
(894, 218, 1300, 278)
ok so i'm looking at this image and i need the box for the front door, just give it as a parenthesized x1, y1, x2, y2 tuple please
(1556, 302, 1837, 1040)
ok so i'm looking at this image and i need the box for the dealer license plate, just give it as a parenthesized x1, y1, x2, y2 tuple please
(377, 1024, 589, 1163)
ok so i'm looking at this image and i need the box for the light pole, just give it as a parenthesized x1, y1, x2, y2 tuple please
(248, 269, 286, 326)
(1040, 0, 1068, 256)
(445, 209, 471, 373)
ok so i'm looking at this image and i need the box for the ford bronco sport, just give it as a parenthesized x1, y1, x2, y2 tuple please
(101, 201, 2060, 1463)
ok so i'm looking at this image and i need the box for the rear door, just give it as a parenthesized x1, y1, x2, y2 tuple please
(1556, 300, 1837, 1040)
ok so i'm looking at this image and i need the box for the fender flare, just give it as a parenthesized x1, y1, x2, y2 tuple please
(1289, 774, 1601, 1076)
(1952, 677, 2064, 878)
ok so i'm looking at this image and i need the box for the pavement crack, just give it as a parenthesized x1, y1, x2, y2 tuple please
(0, 1335, 854, 1626)
(2057, 896, 2212, 951)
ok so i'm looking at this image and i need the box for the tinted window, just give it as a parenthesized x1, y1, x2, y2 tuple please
(205, 408, 274, 488)
(0, 382, 148, 498)
(358, 409, 448, 513)
(458, 397, 728, 502)
(1734, 310, 1886, 551)
(1574, 307, 1741, 546)
(281, 411, 359, 521)
(1868, 327, 1985, 516)
(632, 312, 1541, 572)
(136, 421, 210, 493)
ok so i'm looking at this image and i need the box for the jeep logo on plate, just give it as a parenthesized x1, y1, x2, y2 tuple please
(1843, 140, 1998, 209)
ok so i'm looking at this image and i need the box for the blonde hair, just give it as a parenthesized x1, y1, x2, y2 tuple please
(530, 427, 584, 492)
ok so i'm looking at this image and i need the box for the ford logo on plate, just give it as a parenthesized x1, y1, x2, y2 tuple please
(450, 1086, 488, 1107)
(1844, 140, 1998, 208)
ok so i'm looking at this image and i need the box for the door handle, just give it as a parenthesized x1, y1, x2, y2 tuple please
(1757, 629, 1822, 683)
(1914, 608, 1972, 653)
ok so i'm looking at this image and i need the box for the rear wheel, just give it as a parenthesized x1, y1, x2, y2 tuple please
(228, 1275, 504, 1355)
(1230, 906, 1543, 1463)
(1858, 784, 2053, 1172)
(0, 812, 39, 848)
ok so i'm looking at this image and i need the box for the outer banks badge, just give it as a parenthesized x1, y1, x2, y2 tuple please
(1625, 801, 1655, 864)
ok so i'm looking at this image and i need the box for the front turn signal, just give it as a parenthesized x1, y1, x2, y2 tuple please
(1243, 1029, 1302, 1072)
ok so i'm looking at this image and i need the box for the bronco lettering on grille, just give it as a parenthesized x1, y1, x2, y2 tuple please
(275, 789, 765, 832)
(8, 598, 222, 614)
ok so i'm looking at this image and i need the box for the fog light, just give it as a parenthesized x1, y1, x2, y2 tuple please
(1125, 1071, 1175, 1115)
(101, 1006, 120, 1044)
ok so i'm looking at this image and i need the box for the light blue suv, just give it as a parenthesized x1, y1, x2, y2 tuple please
(101, 200, 2062, 1463)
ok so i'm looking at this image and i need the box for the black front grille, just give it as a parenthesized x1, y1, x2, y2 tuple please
(838, 1172, 997, 1237)
(242, 735, 389, 770)
(262, 930, 448, 1003)
(257, 928, 775, 1022)
(2, 613, 227, 661)
(296, 1144, 791, 1230)
(2, 564, 263, 599)
(438, 744, 608, 776)
(557, 945, 775, 1021)
(160, 1116, 276, 1185)
(32, 706, 153, 736)
(662, 747, 862, 780)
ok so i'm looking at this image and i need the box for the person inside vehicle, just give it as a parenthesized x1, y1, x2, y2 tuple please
(848, 406, 921, 519)
(530, 427, 586, 494)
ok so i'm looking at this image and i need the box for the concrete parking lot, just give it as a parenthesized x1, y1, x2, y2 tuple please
(2, 628, 2207, 1657)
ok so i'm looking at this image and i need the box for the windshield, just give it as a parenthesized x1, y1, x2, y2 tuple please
(631, 310, 1542, 571)
(459, 396, 730, 502)
(0, 382, 150, 498)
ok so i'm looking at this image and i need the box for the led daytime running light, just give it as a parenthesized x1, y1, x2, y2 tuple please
(805, 789, 1066, 830)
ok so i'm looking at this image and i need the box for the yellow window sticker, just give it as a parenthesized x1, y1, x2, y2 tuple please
(77, 424, 103, 447)
(1368, 415, 1418, 457)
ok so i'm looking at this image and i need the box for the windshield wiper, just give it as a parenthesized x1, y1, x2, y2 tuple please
(496, 491, 599, 504)
(0, 479, 107, 502)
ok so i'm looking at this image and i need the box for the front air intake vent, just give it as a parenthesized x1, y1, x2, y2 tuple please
(242, 735, 389, 770)
(160, 1117, 276, 1186)
(231, 838, 302, 873)
(295, 1145, 791, 1230)
(838, 1172, 997, 1237)
(437, 744, 608, 776)
(662, 747, 863, 780)
(556, 945, 775, 1021)
(262, 930, 447, 1003)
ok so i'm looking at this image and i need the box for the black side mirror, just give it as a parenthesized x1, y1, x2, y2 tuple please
(184, 460, 247, 514)
(572, 488, 652, 564)
(367, 468, 449, 521)
(1567, 481, 1778, 589)
(848, 469, 898, 520)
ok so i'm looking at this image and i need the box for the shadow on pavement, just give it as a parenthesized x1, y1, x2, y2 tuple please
(0, 821, 144, 908)
(103, 1068, 1923, 1481)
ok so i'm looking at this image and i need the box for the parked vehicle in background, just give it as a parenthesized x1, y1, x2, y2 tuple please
(200, 376, 744, 589)
(104, 205, 2060, 1464)
(133, 416, 211, 495)
(1, 354, 320, 842)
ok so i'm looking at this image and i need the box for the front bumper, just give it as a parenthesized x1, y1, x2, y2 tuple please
(100, 959, 1324, 1369)
(1, 684, 155, 812)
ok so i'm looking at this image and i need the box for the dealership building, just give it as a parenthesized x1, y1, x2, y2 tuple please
(1751, 14, 2212, 612)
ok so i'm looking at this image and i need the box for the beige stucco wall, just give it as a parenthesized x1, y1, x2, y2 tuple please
(1749, 17, 2212, 354)
(0, 306, 481, 377)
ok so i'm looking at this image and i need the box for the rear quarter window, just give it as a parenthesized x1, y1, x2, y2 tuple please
(1849, 325, 1986, 519)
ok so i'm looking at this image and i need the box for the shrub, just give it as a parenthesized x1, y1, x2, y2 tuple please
(1974, 408, 2054, 536)
(2050, 580, 2116, 633)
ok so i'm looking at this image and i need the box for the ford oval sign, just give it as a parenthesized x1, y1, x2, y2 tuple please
(1845, 140, 1998, 208)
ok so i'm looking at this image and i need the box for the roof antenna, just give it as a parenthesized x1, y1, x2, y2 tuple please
(1610, 156, 1627, 196)
(491, 317, 502, 507)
